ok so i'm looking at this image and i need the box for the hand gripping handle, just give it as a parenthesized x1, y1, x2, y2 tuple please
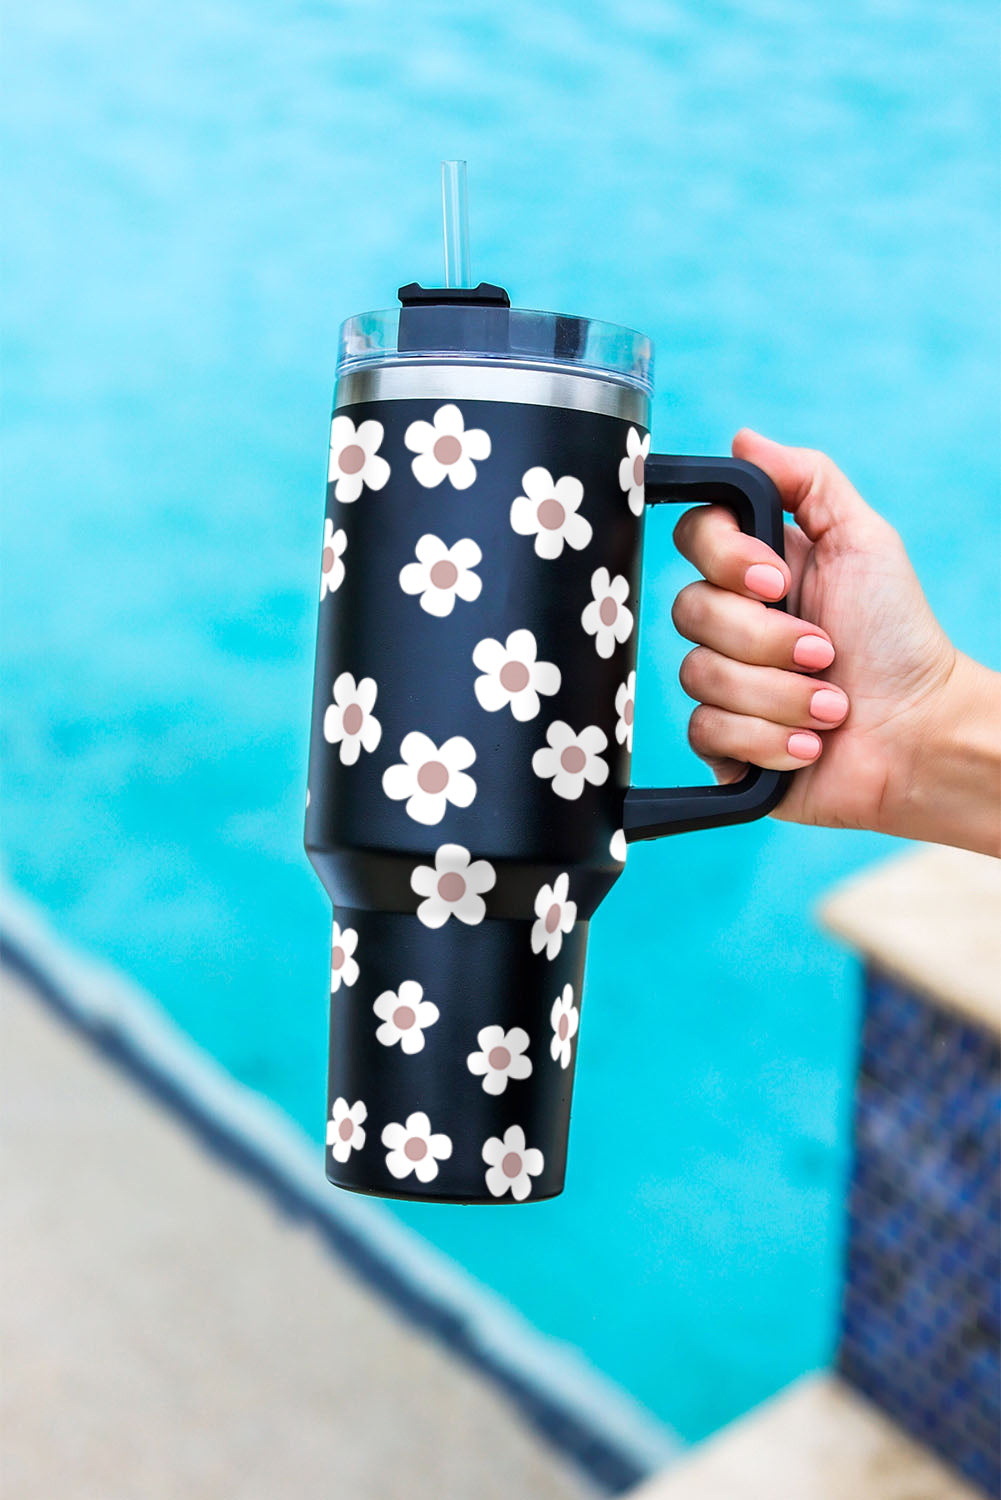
(624, 454, 791, 842)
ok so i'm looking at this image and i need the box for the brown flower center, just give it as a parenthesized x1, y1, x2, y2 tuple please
(404, 1137, 428, 1161)
(331, 946, 345, 970)
(488, 1046, 512, 1070)
(342, 703, 364, 735)
(560, 746, 586, 775)
(536, 497, 566, 531)
(545, 903, 561, 934)
(429, 559, 458, 589)
(322, 546, 335, 572)
(338, 444, 366, 475)
(417, 760, 449, 794)
(392, 1005, 416, 1030)
(624, 698, 634, 725)
(502, 1151, 522, 1178)
(338, 1118, 353, 1141)
(437, 872, 466, 903)
(558, 1015, 569, 1041)
(633, 454, 644, 488)
(433, 434, 462, 465)
(599, 596, 618, 626)
(499, 660, 530, 693)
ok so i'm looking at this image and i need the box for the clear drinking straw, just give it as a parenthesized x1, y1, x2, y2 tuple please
(441, 160, 472, 288)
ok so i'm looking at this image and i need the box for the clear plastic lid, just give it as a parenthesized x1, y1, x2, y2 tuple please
(337, 303, 653, 395)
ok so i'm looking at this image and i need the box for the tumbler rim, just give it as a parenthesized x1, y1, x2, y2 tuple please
(337, 306, 654, 396)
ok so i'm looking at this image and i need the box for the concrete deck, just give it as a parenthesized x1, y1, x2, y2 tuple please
(0, 966, 595, 1500)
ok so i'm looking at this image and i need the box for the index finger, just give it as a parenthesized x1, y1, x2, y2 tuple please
(673, 504, 792, 603)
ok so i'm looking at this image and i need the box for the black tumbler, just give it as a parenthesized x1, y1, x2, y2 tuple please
(305, 283, 787, 1203)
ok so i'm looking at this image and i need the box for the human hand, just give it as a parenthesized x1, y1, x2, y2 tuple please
(671, 430, 1000, 856)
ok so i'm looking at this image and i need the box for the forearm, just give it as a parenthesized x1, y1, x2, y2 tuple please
(885, 655, 1001, 857)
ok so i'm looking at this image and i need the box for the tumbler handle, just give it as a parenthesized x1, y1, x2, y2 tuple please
(623, 454, 792, 842)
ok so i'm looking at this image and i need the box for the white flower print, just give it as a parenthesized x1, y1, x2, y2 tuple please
(609, 827, 628, 864)
(619, 427, 650, 517)
(323, 673, 382, 766)
(328, 415, 390, 503)
(320, 518, 347, 599)
(581, 568, 634, 659)
(615, 670, 636, 753)
(399, 534, 482, 617)
(373, 980, 439, 1055)
(509, 468, 592, 560)
(404, 404, 491, 490)
(550, 984, 579, 1070)
(383, 1111, 452, 1184)
(483, 1125, 544, 1201)
(329, 921, 359, 993)
(411, 844, 496, 929)
(530, 873, 577, 960)
(532, 721, 609, 801)
(327, 1097, 367, 1163)
(472, 629, 561, 722)
(467, 1026, 533, 1096)
(382, 732, 476, 825)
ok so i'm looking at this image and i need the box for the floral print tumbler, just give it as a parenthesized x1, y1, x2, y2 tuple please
(306, 262, 789, 1202)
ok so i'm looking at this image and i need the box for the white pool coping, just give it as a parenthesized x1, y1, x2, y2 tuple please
(819, 845, 1001, 1034)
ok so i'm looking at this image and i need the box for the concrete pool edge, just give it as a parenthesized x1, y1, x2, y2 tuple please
(0, 880, 681, 1494)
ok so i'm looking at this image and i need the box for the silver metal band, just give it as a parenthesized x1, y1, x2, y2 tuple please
(335, 360, 650, 424)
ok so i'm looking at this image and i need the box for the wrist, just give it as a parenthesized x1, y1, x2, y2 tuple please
(884, 654, 1001, 856)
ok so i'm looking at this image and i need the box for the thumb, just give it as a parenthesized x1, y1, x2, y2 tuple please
(732, 429, 878, 545)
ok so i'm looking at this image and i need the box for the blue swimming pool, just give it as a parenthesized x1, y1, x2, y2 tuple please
(3, 0, 998, 1446)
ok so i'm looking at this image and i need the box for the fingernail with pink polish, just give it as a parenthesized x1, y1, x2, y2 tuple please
(788, 731, 821, 761)
(793, 635, 835, 670)
(744, 563, 786, 600)
(810, 688, 848, 723)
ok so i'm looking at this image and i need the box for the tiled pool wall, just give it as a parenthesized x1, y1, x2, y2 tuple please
(838, 967, 1000, 1497)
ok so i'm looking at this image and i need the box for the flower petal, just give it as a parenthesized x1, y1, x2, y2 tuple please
(474, 675, 509, 713)
(454, 570, 482, 603)
(401, 731, 436, 765)
(448, 772, 476, 809)
(449, 537, 482, 568)
(509, 495, 537, 536)
(404, 420, 436, 454)
(421, 588, 455, 617)
(532, 661, 561, 697)
(417, 898, 449, 929)
(399, 562, 428, 596)
(553, 475, 584, 511)
(563, 512, 592, 551)
(334, 472, 364, 504)
(382, 763, 415, 801)
(510, 689, 540, 722)
(433, 404, 464, 436)
(448, 455, 477, 490)
(463, 427, 491, 461)
(472, 637, 506, 674)
(355, 419, 384, 455)
(412, 452, 444, 488)
(520, 467, 554, 501)
(442, 736, 476, 771)
(505, 628, 536, 663)
(534, 528, 564, 560)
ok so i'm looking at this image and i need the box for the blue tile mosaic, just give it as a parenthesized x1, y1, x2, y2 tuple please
(838, 966, 1000, 1497)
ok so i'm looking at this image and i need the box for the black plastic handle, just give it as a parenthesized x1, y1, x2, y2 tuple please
(623, 454, 792, 842)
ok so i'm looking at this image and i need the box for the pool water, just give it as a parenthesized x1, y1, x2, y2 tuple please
(3, 0, 998, 1445)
